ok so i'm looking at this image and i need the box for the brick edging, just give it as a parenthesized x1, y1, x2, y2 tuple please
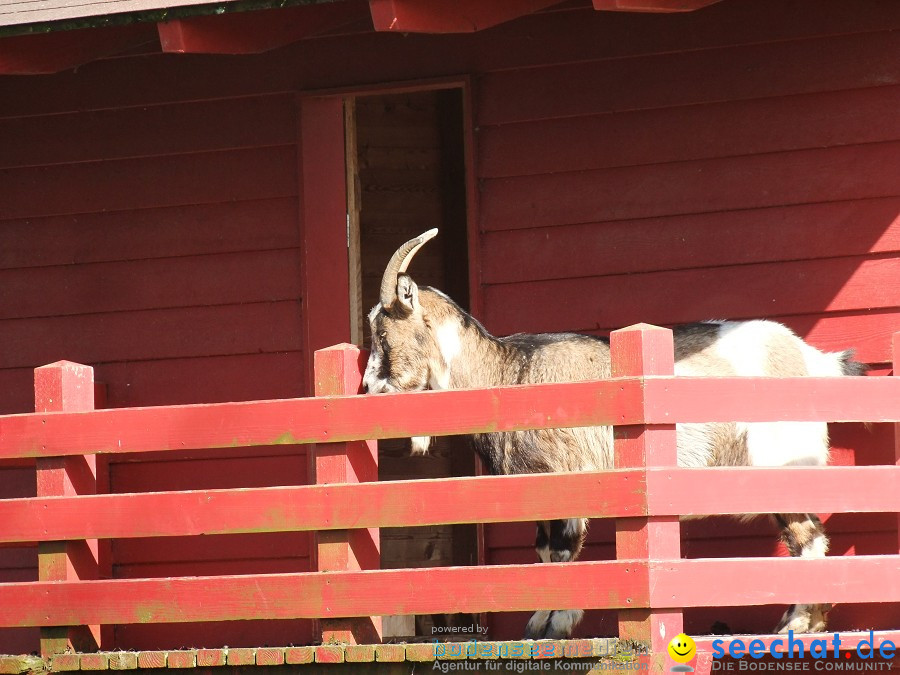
(1, 638, 642, 673)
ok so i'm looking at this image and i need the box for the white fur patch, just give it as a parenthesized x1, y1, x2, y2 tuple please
(802, 535, 828, 559)
(536, 545, 552, 563)
(801, 342, 844, 377)
(362, 351, 392, 394)
(713, 321, 831, 468)
(427, 320, 460, 391)
(435, 321, 461, 372)
(743, 421, 829, 467)
(563, 518, 584, 538)
(714, 320, 778, 376)
(410, 436, 432, 455)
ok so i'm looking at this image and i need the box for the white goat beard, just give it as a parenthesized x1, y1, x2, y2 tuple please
(410, 436, 432, 455)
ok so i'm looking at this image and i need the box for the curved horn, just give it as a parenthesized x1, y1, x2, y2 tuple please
(379, 228, 438, 307)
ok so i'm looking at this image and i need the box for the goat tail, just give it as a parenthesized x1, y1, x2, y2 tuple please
(837, 349, 868, 377)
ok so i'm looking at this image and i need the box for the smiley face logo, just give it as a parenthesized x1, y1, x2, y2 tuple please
(668, 633, 697, 664)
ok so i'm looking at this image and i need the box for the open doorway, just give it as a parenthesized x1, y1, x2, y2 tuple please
(345, 86, 476, 638)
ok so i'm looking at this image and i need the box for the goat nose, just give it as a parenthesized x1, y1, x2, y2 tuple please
(362, 381, 369, 394)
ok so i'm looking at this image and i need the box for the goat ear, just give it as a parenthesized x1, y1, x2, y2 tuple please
(396, 274, 419, 313)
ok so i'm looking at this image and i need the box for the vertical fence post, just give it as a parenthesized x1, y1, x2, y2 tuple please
(893, 332, 900, 553)
(312, 344, 382, 644)
(610, 325, 682, 658)
(34, 361, 100, 656)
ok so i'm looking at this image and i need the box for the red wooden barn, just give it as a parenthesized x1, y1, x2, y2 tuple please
(0, 0, 898, 660)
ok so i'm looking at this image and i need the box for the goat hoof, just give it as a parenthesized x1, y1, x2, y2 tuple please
(524, 610, 552, 639)
(524, 610, 582, 640)
(775, 604, 830, 634)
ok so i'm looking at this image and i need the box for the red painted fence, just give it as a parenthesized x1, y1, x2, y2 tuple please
(0, 325, 898, 659)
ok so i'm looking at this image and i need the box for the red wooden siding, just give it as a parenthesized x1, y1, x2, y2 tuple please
(0, 92, 311, 652)
(475, 1, 900, 638)
(0, 0, 898, 649)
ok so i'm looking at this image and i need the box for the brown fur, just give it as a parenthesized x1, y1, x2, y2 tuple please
(364, 260, 862, 638)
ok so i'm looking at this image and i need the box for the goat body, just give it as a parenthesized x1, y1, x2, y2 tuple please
(363, 229, 865, 639)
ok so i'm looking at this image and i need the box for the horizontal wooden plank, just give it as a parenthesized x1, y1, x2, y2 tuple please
(476, 30, 900, 125)
(110, 450, 309, 492)
(113, 532, 310, 566)
(0, 547, 37, 570)
(487, 511, 899, 553)
(0, 631, 38, 659)
(651, 555, 900, 607)
(0, 467, 34, 498)
(98, 352, 307, 408)
(0, 251, 302, 321)
(0, 376, 896, 460)
(0, 146, 297, 221)
(829, 420, 897, 466)
(358, 145, 442, 171)
(474, 1, 900, 75)
(480, 141, 900, 231)
(686, 530, 899, 561)
(0, 198, 299, 271)
(481, 199, 900, 283)
(109, 443, 310, 467)
(478, 85, 900, 178)
(0, 95, 295, 170)
(777, 311, 900, 367)
(0, 560, 649, 626)
(647, 466, 900, 517)
(0, 301, 303, 369)
(4, 466, 895, 544)
(483, 255, 900, 334)
(0, 22, 157, 75)
(0, 352, 306, 415)
(0, 378, 644, 459)
(4, 557, 898, 630)
(643, 376, 900, 424)
(113, 557, 312, 583)
(109, 447, 314, 577)
(0, 471, 647, 543)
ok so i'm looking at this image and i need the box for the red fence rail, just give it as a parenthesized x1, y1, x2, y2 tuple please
(0, 325, 898, 659)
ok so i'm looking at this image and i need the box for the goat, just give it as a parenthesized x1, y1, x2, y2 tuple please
(362, 229, 866, 639)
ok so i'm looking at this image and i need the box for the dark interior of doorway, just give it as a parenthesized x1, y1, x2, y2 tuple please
(347, 87, 477, 638)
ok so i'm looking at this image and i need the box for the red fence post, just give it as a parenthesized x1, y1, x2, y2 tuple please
(610, 325, 681, 657)
(34, 361, 101, 656)
(893, 331, 900, 554)
(312, 344, 382, 644)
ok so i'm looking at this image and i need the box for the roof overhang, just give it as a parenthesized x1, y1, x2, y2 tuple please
(0, 0, 725, 74)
